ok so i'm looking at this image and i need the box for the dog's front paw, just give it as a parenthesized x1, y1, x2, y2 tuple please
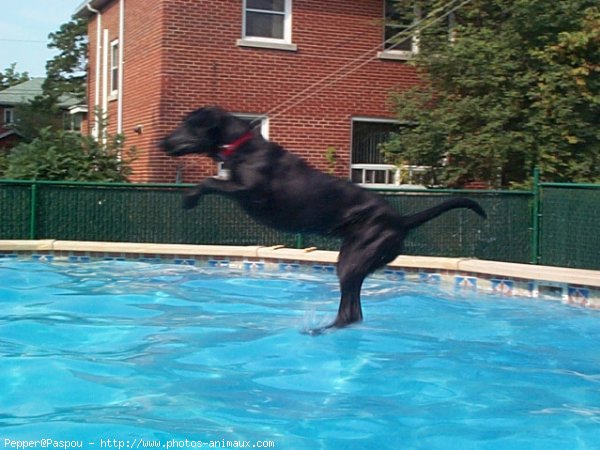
(182, 193, 200, 210)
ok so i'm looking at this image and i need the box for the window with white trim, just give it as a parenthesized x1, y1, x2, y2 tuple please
(243, 0, 292, 43)
(382, 1, 456, 60)
(3, 108, 14, 125)
(110, 39, 119, 95)
(236, 114, 269, 139)
(63, 111, 84, 132)
(382, 0, 420, 58)
(352, 119, 440, 187)
(351, 119, 401, 186)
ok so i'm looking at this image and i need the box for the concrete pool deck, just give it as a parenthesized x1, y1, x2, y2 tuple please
(1, 239, 599, 308)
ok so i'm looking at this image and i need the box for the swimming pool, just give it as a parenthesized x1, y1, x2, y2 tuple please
(1, 259, 600, 449)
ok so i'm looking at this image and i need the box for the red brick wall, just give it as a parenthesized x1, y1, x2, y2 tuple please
(86, 0, 418, 183)
(79, 112, 89, 136)
(120, 1, 165, 182)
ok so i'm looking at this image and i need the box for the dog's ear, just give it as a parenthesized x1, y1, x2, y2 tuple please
(186, 106, 225, 128)
(207, 107, 253, 144)
(186, 106, 230, 143)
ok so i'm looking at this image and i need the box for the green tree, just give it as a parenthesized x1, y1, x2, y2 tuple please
(530, 7, 600, 182)
(11, 95, 63, 142)
(6, 17, 88, 146)
(44, 16, 88, 100)
(3, 127, 134, 182)
(0, 151, 8, 175)
(382, 0, 600, 187)
(0, 63, 30, 90)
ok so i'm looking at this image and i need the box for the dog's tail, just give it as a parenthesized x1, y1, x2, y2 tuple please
(401, 197, 486, 230)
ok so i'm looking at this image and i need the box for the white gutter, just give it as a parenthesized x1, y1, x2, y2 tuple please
(117, 0, 125, 135)
(86, 2, 102, 139)
(102, 29, 109, 143)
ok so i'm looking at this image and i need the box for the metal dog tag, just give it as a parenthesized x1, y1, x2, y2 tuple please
(216, 168, 232, 180)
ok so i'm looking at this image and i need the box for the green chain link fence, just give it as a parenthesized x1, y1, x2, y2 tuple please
(538, 183, 600, 269)
(0, 179, 598, 269)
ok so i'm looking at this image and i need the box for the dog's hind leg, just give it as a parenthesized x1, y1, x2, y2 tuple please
(333, 268, 365, 328)
(306, 234, 398, 335)
(306, 258, 365, 336)
(304, 238, 366, 335)
(333, 230, 404, 330)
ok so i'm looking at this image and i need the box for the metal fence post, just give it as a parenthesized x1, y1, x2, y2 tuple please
(531, 168, 541, 264)
(29, 182, 37, 240)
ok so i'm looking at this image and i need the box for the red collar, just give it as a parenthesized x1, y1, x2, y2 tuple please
(218, 131, 254, 160)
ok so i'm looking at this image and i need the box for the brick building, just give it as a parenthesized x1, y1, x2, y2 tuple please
(76, 0, 420, 184)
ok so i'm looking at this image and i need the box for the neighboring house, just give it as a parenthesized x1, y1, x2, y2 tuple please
(0, 78, 88, 151)
(75, 0, 423, 185)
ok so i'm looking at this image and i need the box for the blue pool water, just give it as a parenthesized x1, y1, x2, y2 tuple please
(1, 259, 600, 449)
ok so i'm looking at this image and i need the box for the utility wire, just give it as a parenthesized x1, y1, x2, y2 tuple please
(263, 0, 473, 122)
(0, 38, 47, 43)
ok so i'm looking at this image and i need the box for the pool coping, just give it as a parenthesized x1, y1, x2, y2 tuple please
(1, 239, 599, 308)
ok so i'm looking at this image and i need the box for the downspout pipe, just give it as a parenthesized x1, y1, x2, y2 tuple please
(86, 2, 102, 139)
(117, 0, 124, 135)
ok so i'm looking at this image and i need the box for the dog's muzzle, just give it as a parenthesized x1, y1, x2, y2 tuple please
(159, 138, 174, 154)
(159, 137, 195, 156)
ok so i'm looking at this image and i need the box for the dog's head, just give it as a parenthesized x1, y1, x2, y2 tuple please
(160, 106, 250, 158)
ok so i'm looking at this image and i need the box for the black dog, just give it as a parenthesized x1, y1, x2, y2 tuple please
(161, 106, 485, 332)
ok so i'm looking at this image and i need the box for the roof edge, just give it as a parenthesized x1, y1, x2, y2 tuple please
(74, 0, 113, 18)
(0, 130, 18, 140)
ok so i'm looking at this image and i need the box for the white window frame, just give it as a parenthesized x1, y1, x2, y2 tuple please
(235, 113, 269, 139)
(237, 0, 297, 51)
(351, 117, 440, 188)
(65, 106, 87, 133)
(3, 108, 14, 125)
(380, 2, 457, 61)
(379, 1, 420, 61)
(350, 117, 404, 188)
(110, 39, 120, 97)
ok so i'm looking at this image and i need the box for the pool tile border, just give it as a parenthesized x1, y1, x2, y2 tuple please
(1, 240, 599, 309)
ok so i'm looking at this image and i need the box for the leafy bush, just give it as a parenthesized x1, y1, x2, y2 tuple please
(3, 127, 134, 182)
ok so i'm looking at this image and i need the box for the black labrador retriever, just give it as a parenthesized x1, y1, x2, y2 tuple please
(161, 106, 486, 332)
